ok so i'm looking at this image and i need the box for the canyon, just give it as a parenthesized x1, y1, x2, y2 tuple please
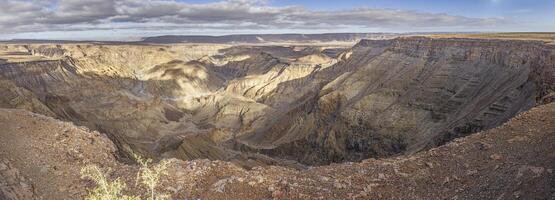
(0, 35, 554, 199)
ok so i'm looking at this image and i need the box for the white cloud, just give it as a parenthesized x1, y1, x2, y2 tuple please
(0, 0, 514, 39)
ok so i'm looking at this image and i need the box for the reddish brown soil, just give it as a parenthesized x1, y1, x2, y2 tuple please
(1, 103, 554, 199)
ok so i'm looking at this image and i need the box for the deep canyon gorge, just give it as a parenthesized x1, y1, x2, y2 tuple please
(0, 35, 554, 199)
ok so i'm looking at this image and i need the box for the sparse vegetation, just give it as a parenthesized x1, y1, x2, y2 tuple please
(133, 154, 170, 200)
(80, 165, 139, 200)
(81, 154, 170, 200)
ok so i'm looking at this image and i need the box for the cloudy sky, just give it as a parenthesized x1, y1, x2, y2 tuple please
(0, 0, 553, 41)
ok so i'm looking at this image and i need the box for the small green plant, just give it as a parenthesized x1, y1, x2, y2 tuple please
(80, 165, 140, 200)
(81, 154, 170, 200)
(133, 154, 170, 200)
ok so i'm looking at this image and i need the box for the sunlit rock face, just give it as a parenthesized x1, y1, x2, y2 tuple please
(0, 37, 553, 166)
(231, 38, 554, 165)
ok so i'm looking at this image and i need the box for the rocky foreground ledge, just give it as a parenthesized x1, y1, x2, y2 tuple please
(0, 102, 554, 199)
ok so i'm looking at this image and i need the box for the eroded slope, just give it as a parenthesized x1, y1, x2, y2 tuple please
(235, 38, 555, 164)
(0, 102, 553, 199)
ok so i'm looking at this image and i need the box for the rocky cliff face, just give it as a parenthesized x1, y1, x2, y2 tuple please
(0, 37, 553, 166)
(235, 38, 555, 164)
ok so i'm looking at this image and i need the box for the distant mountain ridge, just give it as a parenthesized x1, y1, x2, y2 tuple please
(141, 33, 403, 44)
(3, 32, 494, 44)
